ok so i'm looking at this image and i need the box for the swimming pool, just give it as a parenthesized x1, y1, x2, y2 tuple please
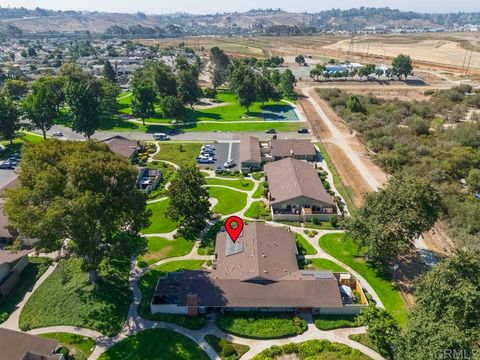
(261, 104, 300, 121)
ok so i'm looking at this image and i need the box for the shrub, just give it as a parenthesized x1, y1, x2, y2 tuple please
(203, 87, 217, 99)
(329, 216, 338, 228)
(221, 343, 237, 357)
(311, 217, 320, 225)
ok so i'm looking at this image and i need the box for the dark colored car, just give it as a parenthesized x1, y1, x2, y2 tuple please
(266, 129, 277, 134)
(297, 128, 309, 134)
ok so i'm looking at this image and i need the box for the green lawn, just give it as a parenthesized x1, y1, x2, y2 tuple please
(295, 233, 317, 255)
(252, 339, 372, 360)
(244, 201, 271, 220)
(349, 334, 383, 358)
(319, 233, 408, 327)
(252, 181, 266, 199)
(0, 257, 52, 323)
(216, 313, 307, 339)
(137, 260, 206, 329)
(98, 329, 209, 360)
(313, 314, 359, 330)
(300, 258, 347, 272)
(206, 177, 254, 191)
(19, 257, 132, 336)
(40, 332, 95, 360)
(208, 187, 248, 215)
(137, 236, 195, 268)
(153, 142, 202, 168)
(143, 199, 179, 234)
(0, 132, 44, 160)
(204, 334, 250, 360)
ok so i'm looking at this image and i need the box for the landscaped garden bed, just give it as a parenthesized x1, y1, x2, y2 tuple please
(251, 339, 372, 360)
(216, 313, 307, 339)
(204, 334, 250, 360)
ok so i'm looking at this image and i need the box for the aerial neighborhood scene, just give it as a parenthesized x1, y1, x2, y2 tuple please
(0, 0, 479, 359)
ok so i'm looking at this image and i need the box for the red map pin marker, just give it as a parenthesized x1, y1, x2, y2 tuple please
(225, 216, 244, 243)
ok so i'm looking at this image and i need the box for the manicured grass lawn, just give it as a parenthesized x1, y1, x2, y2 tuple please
(313, 314, 359, 330)
(295, 233, 317, 255)
(19, 257, 132, 336)
(0, 257, 52, 323)
(252, 181, 265, 199)
(252, 339, 372, 360)
(98, 328, 209, 360)
(216, 313, 307, 339)
(182, 121, 300, 133)
(204, 334, 250, 360)
(300, 258, 347, 272)
(153, 142, 202, 168)
(137, 236, 195, 267)
(143, 199, 179, 234)
(349, 334, 383, 357)
(208, 187, 247, 215)
(319, 233, 408, 327)
(137, 260, 206, 329)
(40, 332, 95, 360)
(244, 201, 271, 220)
(206, 177, 254, 191)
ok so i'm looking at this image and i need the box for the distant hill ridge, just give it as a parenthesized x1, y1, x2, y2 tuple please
(0, 6, 479, 35)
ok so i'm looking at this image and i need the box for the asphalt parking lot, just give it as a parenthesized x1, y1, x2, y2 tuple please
(196, 141, 240, 171)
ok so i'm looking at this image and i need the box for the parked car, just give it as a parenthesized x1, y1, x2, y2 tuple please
(7, 158, 18, 166)
(224, 159, 236, 168)
(215, 166, 224, 174)
(297, 128, 309, 134)
(153, 133, 171, 141)
(52, 131, 64, 137)
(202, 145, 216, 151)
(266, 129, 277, 134)
(197, 156, 215, 164)
(0, 161, 14, 169)
(201, 150, 215, 157)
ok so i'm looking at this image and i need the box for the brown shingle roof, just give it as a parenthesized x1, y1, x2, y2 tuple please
(269, 139, 316, 158)
(102, 135, 139, 158)
(176, 271, 343, 308)
(0, 249, 31, 264)
(239, 136, 261, 164)
(213, 222, 298, 281)
(264, 158, 334, 206)
(0, 328, 59, 360)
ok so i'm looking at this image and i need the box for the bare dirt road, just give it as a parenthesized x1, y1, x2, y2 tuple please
(299, 86, 388, 207)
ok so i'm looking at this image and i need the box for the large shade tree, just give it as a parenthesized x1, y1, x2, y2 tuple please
(398, 250, 480, 360)
(167, 166, 210, 236)
(0, 94, 19, 144)
(22, 76, 63, 139)
(392, 54, 413, 80)
(5, 140, 148, 284)
(346, 174, 441, 270)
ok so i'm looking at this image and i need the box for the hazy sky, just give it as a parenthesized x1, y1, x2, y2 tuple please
(1, 0, 479, 14)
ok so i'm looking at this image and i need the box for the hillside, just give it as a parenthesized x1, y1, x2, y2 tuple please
(0, 7, 478, 35)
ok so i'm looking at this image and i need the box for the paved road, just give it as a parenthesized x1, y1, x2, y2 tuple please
(40, 125, 313, 142)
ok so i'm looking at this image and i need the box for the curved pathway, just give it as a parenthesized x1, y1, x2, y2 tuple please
(0, 150, 386, 360)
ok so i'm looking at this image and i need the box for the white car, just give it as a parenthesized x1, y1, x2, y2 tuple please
(52, 131, 64, 137)
(153, 133, 171, 141)
(197, 156, 215, 164)
(202, 145, 215, 151)
(223, 159, 235, 168)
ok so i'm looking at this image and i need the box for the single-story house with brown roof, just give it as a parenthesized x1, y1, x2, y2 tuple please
(136, 168, 162, 195)
(0, 328, 63, 360)
(239, 135, 262, 173)
(151, 222, 366, 316)
(0, 249, 31, 299)
(268, 139, 317, 161)
(102, 135, 142, 159)
(264, 158, 336, 221)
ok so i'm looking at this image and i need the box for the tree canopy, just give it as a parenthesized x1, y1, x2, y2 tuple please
(5, 140, 148, 283)
(346, 174, 441, 270)
(0, 94, 19, 144)
(399, 250, 480, 360)
(392, 54, 413, 80)
(166, 166, 211, 236)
